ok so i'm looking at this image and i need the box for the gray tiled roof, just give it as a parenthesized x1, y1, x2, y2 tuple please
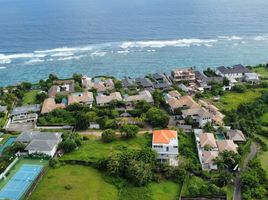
(16, 131, 62, 143)
(12, 104, 40, 116)
(135, 78, 154, 88)
(25, 139, 58, 151)
(122, 78, 136, 88)
(217, 64, 250, 74)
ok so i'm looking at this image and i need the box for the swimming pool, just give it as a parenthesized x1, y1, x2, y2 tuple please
(0, 164, 43, 200)
(216, 133, 226, 140)
(0, 137, 16, 153)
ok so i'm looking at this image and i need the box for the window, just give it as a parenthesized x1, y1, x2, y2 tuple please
(153, 145, 163, 148)
(166, 147, 169, 151)
(173, 146, 178, 148)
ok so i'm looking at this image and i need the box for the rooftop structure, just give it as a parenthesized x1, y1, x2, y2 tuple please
(68, 92, 94, 105)
(96, 92, 122, 106)
(124, 90, 154, 103)
(41, 98, 65, 114)
(171, 68, 195, 83)
(12, 104, 40, 116)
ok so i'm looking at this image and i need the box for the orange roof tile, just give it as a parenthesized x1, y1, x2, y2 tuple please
(153, 130, 177, 144)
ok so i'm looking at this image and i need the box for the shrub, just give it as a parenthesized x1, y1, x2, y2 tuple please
(120, 124, 139, 139)
(102, 129, 116, 143)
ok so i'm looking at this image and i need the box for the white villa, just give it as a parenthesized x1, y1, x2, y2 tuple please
(152, 130, 178, 166)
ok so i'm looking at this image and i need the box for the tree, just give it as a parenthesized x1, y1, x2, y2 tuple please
(213, 150, 240, 171)
(102, 129, 116, 143)
(75, 113, 89, 130)
(48, 74, 58, 82)
(73, 73, 82, 86)
(203, 122, 215, 133)
(55, 94, 67, 103)
(35, 92, 48, 104)
(120, 124, 139, 138)
(59, 139, 77, 153)
(126, 160, 153, 186)
(0, 112, 5, 118)
(3, 142, 26, 156)
(146, 107, 169, 128)
(114, 80, 123, 90)
(223, 77, 230, 86)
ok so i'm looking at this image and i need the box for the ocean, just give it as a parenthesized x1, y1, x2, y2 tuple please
(0, 0, 268, 86)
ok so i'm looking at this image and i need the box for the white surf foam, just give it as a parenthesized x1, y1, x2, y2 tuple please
(51, 52, 74, 57)
(91, 51, 107, 57)
(119, 38, 217, 49)
(0, 66, 6, 69)
(57, 55, 85, 61)
(24, 58, 45, 65)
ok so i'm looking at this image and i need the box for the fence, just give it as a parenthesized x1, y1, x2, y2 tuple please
(0, 157, 19, 180)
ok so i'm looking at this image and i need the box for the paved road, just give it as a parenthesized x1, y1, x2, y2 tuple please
(233, 142, 258, 200)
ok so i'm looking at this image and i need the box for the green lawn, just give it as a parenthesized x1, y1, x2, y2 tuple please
(22, 90, 39, 105)
(150, 181, 180, 200)
(61, 134, 151, 163)
(213, 89, 268, 112)
(261, 113, 268, 125)
(252, 67, 268, 78)
(256, 135, 268, 174)
(29, 165, 118, 200)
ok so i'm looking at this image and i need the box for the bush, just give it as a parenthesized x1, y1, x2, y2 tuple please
(102, 129, 116, 143)
(232, 84, 247, 93)
(64, 184, 72, 190)
(120, 124, 139, 139)
(59, 138, 77, 153)
(146, 107, 169, 128)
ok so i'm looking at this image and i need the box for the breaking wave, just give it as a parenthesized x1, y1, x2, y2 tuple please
(1, 35, 268, 66)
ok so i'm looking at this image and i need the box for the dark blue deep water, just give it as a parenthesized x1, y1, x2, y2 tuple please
(1, 0, 268, 86)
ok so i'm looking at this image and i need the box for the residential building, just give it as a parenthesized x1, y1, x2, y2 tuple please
(152, 130, 178, 166)
(243, 73, 260, 84)
(167, 95, 200, 112)
(171, 68, 195, 83)
(215, 64, 250, 79)
(227, 129, 246, 143)
(41, 98, 65, 114)
(16, 131, 62, 157)
(202, 151, 219, 170)
(48, 80, 75, 97)
(10, 104, 40, 124)
(199, 133, 218, 149)
(135, 78, 154, 90)
(216, 140, 238, 153)
(167, 90, 181, 99)
(124, 90, 154, 104)
(122, 77, 136, 88)
(182, 107, 212, 127)
(96, 92, 122, 106)
(68, 92, 94, 106)
(93, 78, 115, 93)
(81, 76, 94, 89)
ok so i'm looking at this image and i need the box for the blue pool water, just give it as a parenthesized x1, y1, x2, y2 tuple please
(1, 0, 268, 86)
(216, 133, 226, 140)
(0, 164, 43, 200)
(0, 137, 16, 153)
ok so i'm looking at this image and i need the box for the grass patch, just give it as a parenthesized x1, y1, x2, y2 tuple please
(0, 114, 7, 128)
(252, 66, 268, 78)
(213, 89, 268, 112)
(29, 165, 118, 200)
(225, 184, 234, 200)
(119, 185, 152, 200)
(150, 181, 180, 200)
(260, 113, 268, 125)
(255, 135, 268, 174)
(22, 90, 39, 105)
(61, 134, 151, 163)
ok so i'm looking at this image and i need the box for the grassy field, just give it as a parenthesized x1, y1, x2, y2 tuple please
(29, 165, 118, 200)
(256, 135, 268, 174)
(150, 181, 180, 200)
(252, 66, 268, 78)
(22, 90, 39, 105)
(61, 134, 151, 163)
(260, 113, 268, 125)
(213, 88, 267, 111)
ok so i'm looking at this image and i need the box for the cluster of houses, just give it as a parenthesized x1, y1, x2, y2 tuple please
(2, 64, 255, 166)
(194, 128, 246, 170)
